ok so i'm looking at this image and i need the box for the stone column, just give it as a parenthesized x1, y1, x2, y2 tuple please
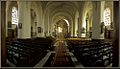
(47, 13, 50, 36)
(78, 17, 82, 37)
(18, 2, 31, 38)
(100, 1, 105, 39)
(70, 20, 74, 37)
(41, 12, 45, 37)
(73, 19, 75, 37)
(6, 2, 12, 38)
(75, 17, 78, 37)
(5, 1, 9, 37)
(91, 1, 101, 39)
(86, 18, 89, 38)
(91, 1, 105, 39)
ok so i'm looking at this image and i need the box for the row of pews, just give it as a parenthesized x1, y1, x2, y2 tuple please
(6, 37, 55, 67)
(67, 38, 113, 67)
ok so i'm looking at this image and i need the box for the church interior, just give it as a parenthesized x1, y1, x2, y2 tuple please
(1, 1, 119, 67)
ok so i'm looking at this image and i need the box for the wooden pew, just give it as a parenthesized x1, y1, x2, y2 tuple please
(66, 38, 113, 67)
(7, 37, 55, 67)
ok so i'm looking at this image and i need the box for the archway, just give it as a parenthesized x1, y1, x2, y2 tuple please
(53, 19, 69, 39)
(81, 2, 93, 38)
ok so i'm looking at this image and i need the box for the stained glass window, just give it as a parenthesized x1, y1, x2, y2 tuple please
(12, 7, 18, 25)
(104, 8, 111, 26)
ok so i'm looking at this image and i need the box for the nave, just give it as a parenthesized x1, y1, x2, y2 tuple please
(1, 1, 119, 67)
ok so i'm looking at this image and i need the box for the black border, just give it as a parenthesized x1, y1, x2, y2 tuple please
(0, 0, 120, 69)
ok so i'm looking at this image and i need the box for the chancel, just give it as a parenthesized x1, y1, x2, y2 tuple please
(1, 1, 119, 67)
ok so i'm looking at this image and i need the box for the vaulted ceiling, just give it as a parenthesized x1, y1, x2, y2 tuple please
(42, 1, 85, 17)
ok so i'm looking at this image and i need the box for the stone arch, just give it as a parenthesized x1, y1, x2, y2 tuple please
(44, 2, 78, 36)
(81, 1, 93, 37)
(53, 19, 69, 38)
(52, 12, 72, 29)
(51, 12, 73, 36)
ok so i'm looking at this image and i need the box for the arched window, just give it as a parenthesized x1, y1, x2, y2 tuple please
(104, 8, 111, 26)
(12, 7, 18, 25)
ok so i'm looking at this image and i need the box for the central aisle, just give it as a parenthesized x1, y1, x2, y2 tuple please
(35, 33, 84, 67)
(51, 32, 83, 67)
(52, 40, 71, 67)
